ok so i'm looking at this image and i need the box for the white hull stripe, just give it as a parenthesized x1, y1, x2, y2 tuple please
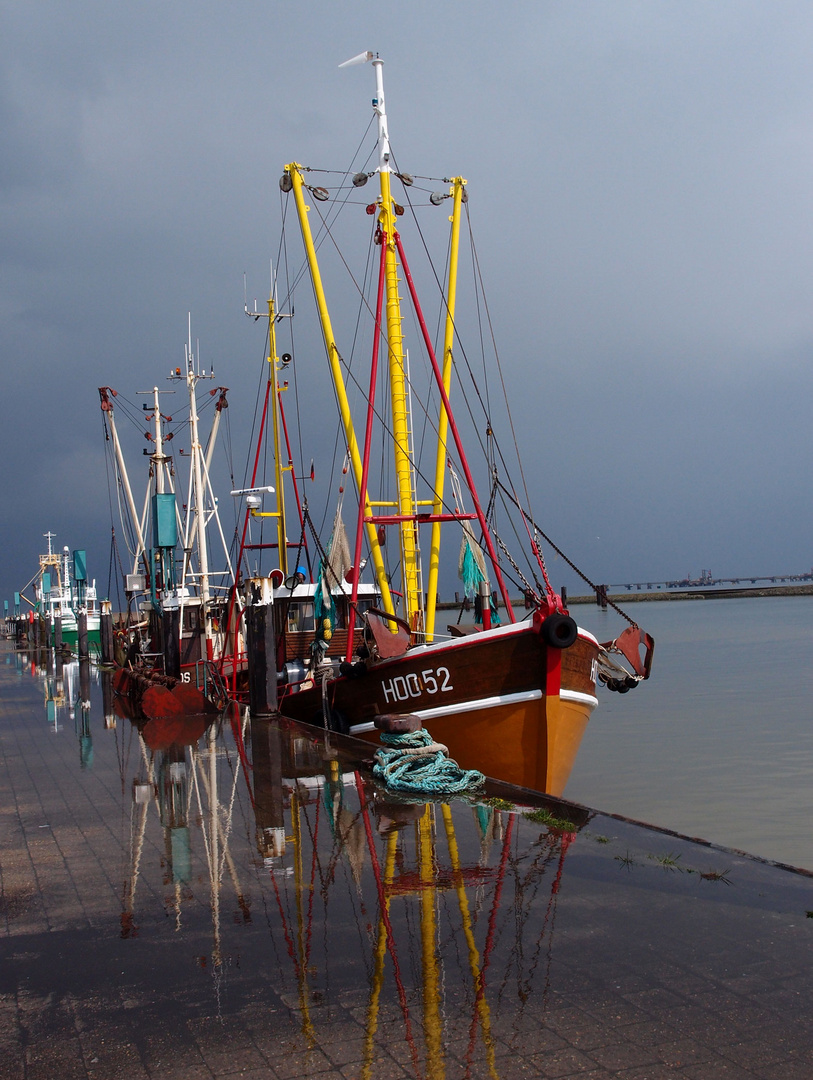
(561, 689, 599, 709)
(349, 686, 597, 737)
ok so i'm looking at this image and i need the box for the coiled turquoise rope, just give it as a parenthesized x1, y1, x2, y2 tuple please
(373, 727, 485, 794)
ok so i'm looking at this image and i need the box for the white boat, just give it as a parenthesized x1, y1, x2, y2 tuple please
(20, 533, 101, 645)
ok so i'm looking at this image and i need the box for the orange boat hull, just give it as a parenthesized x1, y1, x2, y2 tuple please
(279, 620, 599, 796)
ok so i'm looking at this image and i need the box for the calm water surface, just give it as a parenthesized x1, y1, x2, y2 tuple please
(567, 595, 813, 869)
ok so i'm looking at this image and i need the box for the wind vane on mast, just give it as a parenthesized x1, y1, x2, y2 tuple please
(338, 50, 374, 68)
(339, 51, 391, 176)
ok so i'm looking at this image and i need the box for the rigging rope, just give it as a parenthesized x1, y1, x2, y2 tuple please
(495, 478, 639, 628)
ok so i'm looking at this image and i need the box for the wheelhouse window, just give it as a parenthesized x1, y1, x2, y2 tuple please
(287, 602, 315, 633)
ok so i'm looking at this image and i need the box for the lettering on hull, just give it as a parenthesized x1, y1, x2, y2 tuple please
(381, 666, 453, 705)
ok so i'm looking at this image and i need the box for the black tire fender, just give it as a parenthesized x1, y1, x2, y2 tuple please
(540, 612, 578, 650)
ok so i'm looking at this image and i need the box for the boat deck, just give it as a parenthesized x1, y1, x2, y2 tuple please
(1, 638, 812, 1080)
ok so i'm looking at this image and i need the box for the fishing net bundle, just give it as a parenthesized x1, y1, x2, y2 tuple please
(458, 519, 500, 625)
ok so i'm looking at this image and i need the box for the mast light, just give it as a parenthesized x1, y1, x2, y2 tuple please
(230, 486, 275, 497)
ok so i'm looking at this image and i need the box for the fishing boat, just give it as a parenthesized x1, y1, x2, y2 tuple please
(99, 318, 237, 715)
(226, 52, 653, 796)
(18, 533, 101, 647)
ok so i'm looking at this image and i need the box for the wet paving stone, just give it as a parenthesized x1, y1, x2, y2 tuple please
(3, 641, 813, 1079)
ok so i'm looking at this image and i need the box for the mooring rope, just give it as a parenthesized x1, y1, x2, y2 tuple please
(373, 728, 485, 795)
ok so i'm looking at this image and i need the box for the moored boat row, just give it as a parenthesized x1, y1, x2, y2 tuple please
(12, 54, 653, 799)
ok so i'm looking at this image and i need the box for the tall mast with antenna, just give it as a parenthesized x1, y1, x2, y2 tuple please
(370, 55, 423, 632)
(185, 315, 213, 657)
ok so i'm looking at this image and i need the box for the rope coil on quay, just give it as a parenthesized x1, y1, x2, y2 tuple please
(373, 714, 485, 795)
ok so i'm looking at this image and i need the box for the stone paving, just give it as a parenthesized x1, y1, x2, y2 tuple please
(2, 641, 813, 1079)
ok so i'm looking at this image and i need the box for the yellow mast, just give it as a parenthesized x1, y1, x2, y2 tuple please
(425, 177, 466, 641)
(247, 296, 290, 578)
(285, 163, 395, 618)
(268, 299, 289, 578)
(373, 57, 423, 632)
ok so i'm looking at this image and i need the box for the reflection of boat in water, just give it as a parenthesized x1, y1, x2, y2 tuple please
(225, 53, 652, 796)
(15, 642, 100, 765)
(114, 705, 590, 1074)
(120, 708, 244, 945)
(246, 718, 590, 1073)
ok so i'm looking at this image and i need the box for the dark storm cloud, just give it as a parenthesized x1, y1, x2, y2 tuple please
(2, 0, 813, 608)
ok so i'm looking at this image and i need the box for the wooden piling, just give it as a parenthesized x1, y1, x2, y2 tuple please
(100, 600, 115, 666)
(77, 610, 89, 660)
(162, 609, 181, 679)
(246, 577, 278, 717)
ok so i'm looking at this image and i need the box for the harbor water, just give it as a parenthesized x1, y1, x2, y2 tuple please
(566, 593, 813, 870)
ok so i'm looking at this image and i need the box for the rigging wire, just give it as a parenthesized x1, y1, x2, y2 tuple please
(298, 193, 516, 591)
(275, 140, 563, 603)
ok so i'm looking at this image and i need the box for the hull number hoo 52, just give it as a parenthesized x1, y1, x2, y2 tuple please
(381, 667, 453, 704)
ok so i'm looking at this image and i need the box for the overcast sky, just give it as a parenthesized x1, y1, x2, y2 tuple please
(3, 0, 813, 613)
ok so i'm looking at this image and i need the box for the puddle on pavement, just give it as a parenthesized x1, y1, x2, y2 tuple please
(3, 642, 813, 1079)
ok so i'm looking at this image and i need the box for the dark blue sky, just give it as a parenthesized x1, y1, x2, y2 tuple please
(3, 1, 813, 612)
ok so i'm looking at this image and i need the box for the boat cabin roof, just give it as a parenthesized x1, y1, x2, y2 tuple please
(274, 583, 379, 602)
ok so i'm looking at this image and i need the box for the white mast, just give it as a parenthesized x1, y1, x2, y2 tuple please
(99, 389, 148, 574)
(152, 386, 165, 495)
(371, 56, 390, 175)
(185, 316, 213, 657)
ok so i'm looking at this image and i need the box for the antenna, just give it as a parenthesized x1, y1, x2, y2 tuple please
(244, 262, 293, 322)
(186, 312, 193, 375)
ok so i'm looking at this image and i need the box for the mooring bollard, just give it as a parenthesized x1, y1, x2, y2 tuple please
(246, 576, 278, 717)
